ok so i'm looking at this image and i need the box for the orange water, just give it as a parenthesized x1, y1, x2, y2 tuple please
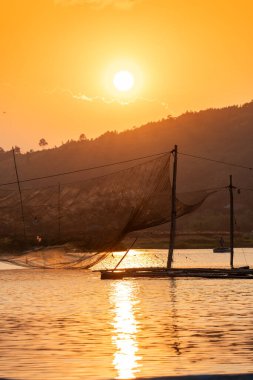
(1, 249, 253, 379)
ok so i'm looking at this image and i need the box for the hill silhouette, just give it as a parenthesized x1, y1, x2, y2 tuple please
(0, 101, 253, 241)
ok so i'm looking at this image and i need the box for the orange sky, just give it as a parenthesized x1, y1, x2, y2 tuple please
(1, 0, 253, 151)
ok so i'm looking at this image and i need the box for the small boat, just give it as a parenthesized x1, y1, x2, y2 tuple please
(213, 236, 230, 253)
(213, 247, 230, 253)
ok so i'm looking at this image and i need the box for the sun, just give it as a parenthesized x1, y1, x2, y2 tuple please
(104, 60, 143, 100)
(113, 70, 135, 92)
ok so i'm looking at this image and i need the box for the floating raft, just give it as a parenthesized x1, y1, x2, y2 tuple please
(127, 374, 253, 380)
(99, 267, 253, 280)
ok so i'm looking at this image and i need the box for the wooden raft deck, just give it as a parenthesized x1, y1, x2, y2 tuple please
(99, 267, 253, 280)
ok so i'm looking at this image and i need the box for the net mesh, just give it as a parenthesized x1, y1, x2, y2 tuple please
(0, 153, 212, 268)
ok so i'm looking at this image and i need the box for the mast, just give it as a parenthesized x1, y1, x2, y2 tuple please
(229, 174, 234, 269)
(167, 145, 178, 269)
(12, 147, 26, 241)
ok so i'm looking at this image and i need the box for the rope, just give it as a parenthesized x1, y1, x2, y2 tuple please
(0, 151, 171, 188)
(178, 151, 253, 171)
(234, 215, 248, 267)
(0, 147, 252, 188)
(241, 247, 248, 267)
(179, 186, 226, 194)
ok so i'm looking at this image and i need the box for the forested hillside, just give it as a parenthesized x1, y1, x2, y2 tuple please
(1, 101, 253, 236)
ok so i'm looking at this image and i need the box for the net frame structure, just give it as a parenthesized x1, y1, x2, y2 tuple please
(0, 152, 214, 269)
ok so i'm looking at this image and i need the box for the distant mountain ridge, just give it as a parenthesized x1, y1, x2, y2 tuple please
(0, 100, 253, 233)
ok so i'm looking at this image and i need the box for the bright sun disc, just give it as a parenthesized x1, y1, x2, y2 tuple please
(113, 70, 134, 92)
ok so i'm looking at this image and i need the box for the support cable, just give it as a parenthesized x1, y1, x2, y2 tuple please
(0, 151, 170, 187)
(0, 148, 252, 188)
(178, 151, 253, 171)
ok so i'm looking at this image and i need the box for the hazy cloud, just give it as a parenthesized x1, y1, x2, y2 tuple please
(46, 87, 170, 109)
(73, 93, 170, 110)
(74, 93, 131, 105)
(54, 0, 141, 10)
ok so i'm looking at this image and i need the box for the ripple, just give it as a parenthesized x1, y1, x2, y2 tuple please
(0, 250, 253, 379)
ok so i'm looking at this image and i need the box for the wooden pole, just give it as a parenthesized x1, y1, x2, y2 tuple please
(167, 145, 178, 269)
(229, 175, 234, 269)
(12, 147, 26, 241)
(113, 238, 138, 271)
(58, 183, 61, 242)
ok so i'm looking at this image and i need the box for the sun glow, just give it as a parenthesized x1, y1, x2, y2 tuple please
(104, 60, 144, 101)
(113, 70, 135, 92)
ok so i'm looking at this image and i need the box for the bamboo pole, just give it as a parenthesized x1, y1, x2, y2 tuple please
(58, 183, 61, 242)
(12, 147, 26, 241)
(229, 175, 234, 269)
(167, 145, 178, 269)
(113, 238, 138, 271)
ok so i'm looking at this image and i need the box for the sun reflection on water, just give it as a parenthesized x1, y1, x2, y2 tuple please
(110, 281, 141, 379)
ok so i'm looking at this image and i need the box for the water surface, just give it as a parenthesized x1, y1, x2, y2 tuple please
(1, 249, 253, 379)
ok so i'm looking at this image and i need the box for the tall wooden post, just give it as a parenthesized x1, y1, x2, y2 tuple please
(167, 145, 178, 269)
(12, 147, 26, 241)
(58, 183, 61, 242)
(229, 175, 234, 269)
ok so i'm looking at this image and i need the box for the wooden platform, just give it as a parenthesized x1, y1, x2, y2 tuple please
(99, 267, 253, 280)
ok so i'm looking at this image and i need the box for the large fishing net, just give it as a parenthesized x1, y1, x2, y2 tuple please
(0, 153, 213, 268)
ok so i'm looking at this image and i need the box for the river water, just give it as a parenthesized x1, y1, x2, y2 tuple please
(1, 249, 253, 380)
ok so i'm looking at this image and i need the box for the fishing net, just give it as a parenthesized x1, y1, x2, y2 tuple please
(0, 153, 213, 268)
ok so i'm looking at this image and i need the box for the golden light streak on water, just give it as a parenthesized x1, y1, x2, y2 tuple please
(110, 281, 141, 379)
(1, 250, 253, 379)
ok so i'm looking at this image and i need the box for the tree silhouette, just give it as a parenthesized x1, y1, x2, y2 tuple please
(79, 133, 87, 141)
(13, 146, 21, 154)
(39, 138, 48, 148)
